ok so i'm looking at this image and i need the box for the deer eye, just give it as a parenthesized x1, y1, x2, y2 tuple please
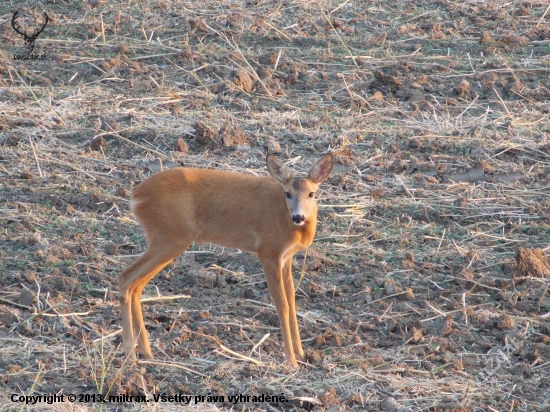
(308, 192, 314, 198)
(286, 192, 291, 199)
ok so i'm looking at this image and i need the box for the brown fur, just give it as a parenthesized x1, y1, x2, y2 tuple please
(118, 153, 333, 368)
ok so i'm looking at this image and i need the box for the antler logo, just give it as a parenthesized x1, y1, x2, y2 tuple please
(11, 10, 49, 55)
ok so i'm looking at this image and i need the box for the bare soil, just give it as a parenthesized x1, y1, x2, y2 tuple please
(1, 1, 550, 411)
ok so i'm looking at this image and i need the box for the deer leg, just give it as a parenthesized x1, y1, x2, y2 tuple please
(118, 241, 189, 360)
(260, 257, 298, 368)
(282, 257, 304, 361)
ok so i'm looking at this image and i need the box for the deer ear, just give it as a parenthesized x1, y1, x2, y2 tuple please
(266, 155, 294, 185)
(309, 153, 333, 183)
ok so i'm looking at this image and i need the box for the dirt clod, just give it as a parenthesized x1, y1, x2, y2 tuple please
(515, 247, 550, 278)
(480, 31, 492, 43)
(380, 396, 401, 412)
(266, 312, 279, 327)
(258, 52, 276, 65)
(399, 288, 415, 301)
(368, 91, 384, 101)
(408, 137, 422, 149)
(305, 349, 326, 365)
(20, 170, 33, 179)
(263, 136, 282, 154)
(375, 71, 401, 89)
(87, 135, 105, 151)
(189, 18, 209, 33)
(428, 315, 454, 336)
(330, 333, 342, 347)
(173, 137, 189, 153)
(0, 313, 18, 326)
(218, 123, 249, 147)
(497, 314, 515, 330)
(115, 187, 128, 197)
(320, 387, 340, 407)
(104, 242, 119, 255)
(243, 288, 256, 299)
(454, 79, 470, 96)
(186, 269, 217, 288)
(384, 279, 400, 295)
(99, 117, 119, 133)
(194, 121, 218, 148)
(233, 69, 253, 93)
(19, 290, 36, 307)
(407, 326, 423, 343)
(455, 269, 474, 287)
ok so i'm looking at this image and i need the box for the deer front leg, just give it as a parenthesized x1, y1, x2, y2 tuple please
(282, 257, 304, 361)
(119, 255, 151, 361)
(130, 279, 154, 359)
(119, 286, 137, 361)
(260, 257, 298, 368)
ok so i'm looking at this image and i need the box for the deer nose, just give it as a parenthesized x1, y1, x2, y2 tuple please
(292, 214, 305, 224)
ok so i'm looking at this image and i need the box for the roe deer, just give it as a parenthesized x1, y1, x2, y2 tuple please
(118, 153, 333, 368)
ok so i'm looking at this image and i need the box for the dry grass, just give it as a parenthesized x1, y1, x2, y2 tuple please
(1, 0, 550, 411)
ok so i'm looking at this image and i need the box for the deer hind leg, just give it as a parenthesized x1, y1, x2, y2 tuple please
(118, 240, 190, 360)
(260, 257, 298, 368)
(282, 257, 304, 361)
